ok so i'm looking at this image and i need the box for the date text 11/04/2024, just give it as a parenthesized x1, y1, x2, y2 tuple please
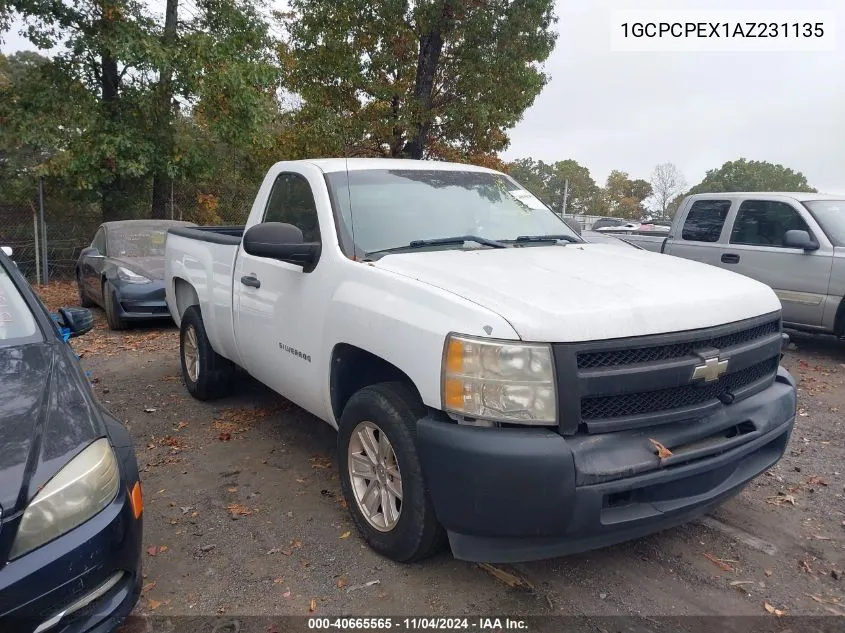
(307, 618, 528, 631)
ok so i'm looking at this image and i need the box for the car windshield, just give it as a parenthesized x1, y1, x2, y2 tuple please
(108, 224, 174, 258)
(803, 200, 845, 246)
(325, 169, 579, 256)
(0, 265, 42, 348)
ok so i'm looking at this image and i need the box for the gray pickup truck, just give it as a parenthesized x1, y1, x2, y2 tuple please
(620, 193, 845, 337)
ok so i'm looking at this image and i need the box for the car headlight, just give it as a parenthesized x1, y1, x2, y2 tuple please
(9, 438, 119, 559)
(441, 333, 557, 425)
(117, 267, 151, 284)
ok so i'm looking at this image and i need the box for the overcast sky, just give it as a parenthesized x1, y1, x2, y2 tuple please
(3, 0, 844, 193)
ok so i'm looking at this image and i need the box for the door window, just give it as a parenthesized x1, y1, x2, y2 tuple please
(263, 173, 321, 242)
(92, 228, 107, 255)
(681, 200, 731, 242)
(730, 200, 811, 247)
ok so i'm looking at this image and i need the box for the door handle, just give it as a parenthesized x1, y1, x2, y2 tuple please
(240, 274, 261, 288)
(721, 253, 740, 264)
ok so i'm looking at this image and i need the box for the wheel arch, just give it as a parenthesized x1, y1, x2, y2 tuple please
(330, 343, 425, 423)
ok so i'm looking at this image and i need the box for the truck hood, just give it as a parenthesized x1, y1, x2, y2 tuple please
(373, 244, 782, 342)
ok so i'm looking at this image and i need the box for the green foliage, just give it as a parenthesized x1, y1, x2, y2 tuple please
(688, 158, 816, 194)
(505, 157, 599, 214)
(282, 0, 558, 162)
(602, 170, 652, 219)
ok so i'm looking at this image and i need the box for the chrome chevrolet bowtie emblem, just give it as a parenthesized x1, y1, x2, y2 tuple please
(692, 356, 729, 383)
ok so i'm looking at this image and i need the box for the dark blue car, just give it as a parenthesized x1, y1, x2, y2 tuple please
(0, 247, 143, 632)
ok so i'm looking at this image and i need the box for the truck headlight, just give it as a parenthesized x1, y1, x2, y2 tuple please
(117, 267, 151, 284)
(441, 333, 557, 425)
(9, 438, 119, 559)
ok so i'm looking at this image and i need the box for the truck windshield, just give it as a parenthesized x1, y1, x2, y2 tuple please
(325, 169, 579, 256)
(803, 200, 845, 246)
(0, 265, 43, 348)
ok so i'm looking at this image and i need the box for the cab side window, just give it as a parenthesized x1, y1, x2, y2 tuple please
(263, 173, 321, 243)
(681, 200, 732, 242)
(730, 200, 811, 247)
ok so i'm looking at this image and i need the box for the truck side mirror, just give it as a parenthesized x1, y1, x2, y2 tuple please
(783, 229, 819, 251)
(243, 222, 321, 271)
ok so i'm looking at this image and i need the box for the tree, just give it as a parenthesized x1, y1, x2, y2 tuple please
(547, 159, 598, 214)
(689, 158, 816, 194)
(506, 158, 552, 204)
(649, 162, 686, 218)
(603, 169, 652, 219)
(282, 0, 558, 163)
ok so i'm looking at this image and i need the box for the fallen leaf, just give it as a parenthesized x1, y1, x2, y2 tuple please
(765, 569, 773, 577)
(227, 503, 252, 517)
(292, 538, 303, 548)
(296, 477, 306, 484)
(477, 563, 535, 590)
(146, 546, 157, 557)
(274, 577, 284, 584)
(158, 545, 168, 553)
(144, 408, 157, 413)
(283, 590, 291, 599)
(800, 560, 813, 574)
(340, 531, 352, 539)
(309, 598, 317, 612)
(648, 438, 673, 458)
(148, 599, 163, 611)
(809, 595, 841, 605)
(336, 577, 348, 589)
(813, 534, 832, 541)
(764, 602, 786, 616)
(142, 581, 157, 594)
(219, 432, 232, 442)
(191, 511, 199, 517)
(766, 494, 796, 507)
(807, 476, 827, 486)
(704, 552, 734, 573)
(227, 487, 238, 493)
(281, 549, 293, 556)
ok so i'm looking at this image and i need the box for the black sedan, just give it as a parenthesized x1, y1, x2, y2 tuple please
(76, 220, 195, 330)
(0, 247, 143, 632)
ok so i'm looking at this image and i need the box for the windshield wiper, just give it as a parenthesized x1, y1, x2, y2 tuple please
(512, 234, 582, 244)
(366, 235, 508, 257)
(408, 235, 507, 249)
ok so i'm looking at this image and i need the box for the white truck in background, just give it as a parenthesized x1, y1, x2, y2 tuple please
(619, 193, 845, 337)
(164, 159, 796, 564)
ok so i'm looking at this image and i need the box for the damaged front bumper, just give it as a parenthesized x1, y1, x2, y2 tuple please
(417, 367, 796, 563)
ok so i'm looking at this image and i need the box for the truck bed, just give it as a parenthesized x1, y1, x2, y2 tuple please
(167, 225, 245, 245)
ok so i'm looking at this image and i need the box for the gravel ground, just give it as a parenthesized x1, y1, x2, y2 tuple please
(36, 283, 845, 621)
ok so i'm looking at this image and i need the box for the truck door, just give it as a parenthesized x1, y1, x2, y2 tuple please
(716, 198, 833, 328)
(233, 168, 327, 417)
(663, 198, 733, 267)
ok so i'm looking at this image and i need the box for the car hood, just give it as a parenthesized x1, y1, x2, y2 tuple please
(0, 343, 105, 519)
(373, 244, 782, 342)
(111, 256, 165, 281)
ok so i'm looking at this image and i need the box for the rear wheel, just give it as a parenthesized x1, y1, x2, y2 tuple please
(103, 281, 126, 330)
(77, 271, 93, 308)
(337, 382, 445, 562)
(180, 305, 234, 400)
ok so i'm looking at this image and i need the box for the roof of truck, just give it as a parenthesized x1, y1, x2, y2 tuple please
(688, 191, 844, 201)
(298, 158, 499, 174)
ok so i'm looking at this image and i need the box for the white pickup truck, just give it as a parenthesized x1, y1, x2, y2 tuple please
(164, 159, 797, 564)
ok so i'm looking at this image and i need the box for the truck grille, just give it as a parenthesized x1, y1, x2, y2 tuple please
(576, 319, 780, 369)
(581, 357, 779, 420)
(553, 312, 783, 434)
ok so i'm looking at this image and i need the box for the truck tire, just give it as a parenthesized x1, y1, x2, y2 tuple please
(103, 281, 126, 330)
(337, 382, 446, 563)
(179, 305, 234, 400)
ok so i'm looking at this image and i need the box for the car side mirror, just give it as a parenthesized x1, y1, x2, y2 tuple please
(783, 229, 819, 251)
(58, 307, 94, 338)
(81, 246, 104, 258)
(242, 222, 321, 272)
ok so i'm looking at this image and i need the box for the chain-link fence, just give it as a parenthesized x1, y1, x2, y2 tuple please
(0, 175, 259, 284)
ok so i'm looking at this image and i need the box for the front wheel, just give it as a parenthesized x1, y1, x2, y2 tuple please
(103, 281, 126, 330)
(77, 271, 93, 308)
(179, 305, 234, 400)
(338, 382, 445, 562)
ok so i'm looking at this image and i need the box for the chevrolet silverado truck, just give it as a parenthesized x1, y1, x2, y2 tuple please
(621, 192, 845, 337)
(164, 159, 797, 564)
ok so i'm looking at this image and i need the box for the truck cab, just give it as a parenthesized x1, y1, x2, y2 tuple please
(663, 193, 845, 337)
